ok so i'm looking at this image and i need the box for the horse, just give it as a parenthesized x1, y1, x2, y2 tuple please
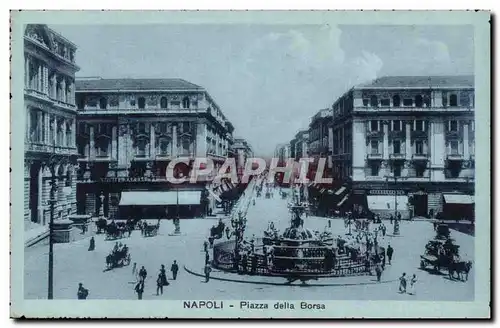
(449, 261, 473, 281)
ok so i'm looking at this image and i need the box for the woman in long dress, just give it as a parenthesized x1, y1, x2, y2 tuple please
(408, 274, 417, 295)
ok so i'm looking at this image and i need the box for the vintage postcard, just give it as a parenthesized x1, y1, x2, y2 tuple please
(10, 10, 491, 319)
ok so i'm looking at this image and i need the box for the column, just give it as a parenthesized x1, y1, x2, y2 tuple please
(405, 121, 412, 160)
(89, 125, 95, 160)
(62, 119, 67, 147)
(149, 123, 155, 158)
(61, 77, 66, 103)
(45, 113, 50, 145)
(352, 120, 366, 181)
(24, 55, 29, 87)
(44, 67, 49, 95)
(37, 64, 42, 92)
(112, 125, 117, 160)
(463, 123, 469, 158)
(37, 111, 43, 143)
(118, 124, 127, 166)
(383, 121, 389, 160)
(430, 119, 445, 181)
(196, 123, 207, 157)
(172, 124, 178, 157)
(72, 120, 76, 147)
(51, 116, 57, 146)
(51, 73, 57, 99)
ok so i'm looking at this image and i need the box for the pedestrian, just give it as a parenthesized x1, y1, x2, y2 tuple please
(399, 272, 407, 293)
(139, 266, 147, 282)
(135, 281, 144, 300)
(77, 283, 89, 300)
(171, 260, 179, 280)
(387, 244, 394, 265)
(156, 273, 164, 296)
(88, 236, 95, 251)
(204, 264, 212, 283)
(205, 251, 210, 265)
(132, 262, 137, 276)
(203, 240, 208, 253)
(408, 274, 417, 295)
(375, 263, 382, 282)
(390, 215, 393, 225)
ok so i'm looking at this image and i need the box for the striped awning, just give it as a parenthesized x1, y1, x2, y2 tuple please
(337, 195, 349, 207)
(334, 186, 346, 196)
(443, 194, 474, 205)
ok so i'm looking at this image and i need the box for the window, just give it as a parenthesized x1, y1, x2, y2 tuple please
(99, 97, 107, 109)
(138, 122, 146, 135)
(130, 98, 136, 106)
(182, 96, 190, 109)
(415, 120, 424, 131)
(29, 110, 39, 142)
(370, 140, 379, 154)
(393, 95, 401, 107)
(393, 163, 402, 177)
(370, 120, 379, 131)
(380, 98, 390, 107)
(362, 98, 369, 106)
(95, 136, 109, 157)
(158, 138, 171, 155)
(138, 97, 146, 109)
(370, 162, 380, 176)
(423, 95, 431, 107)
(415, 140, 424, 155)
(450, 140, 459, 155)
(136, 139, 147, 157)
(160, 97, 168, 109)
(442, 92, 448, 107)
(460, 92, 470, 107)
(392, 120, 401, 131)
(449, 120, 458, 132)
(77, 96, 85, 110)
(393, 140, 401, 154)
(403, 98, 413, 107)
(415, 165, 425, 178)
(181, 137, 191, 155)
(370, 95, 378, 107)
(449, 94, 458, 107)
(415, 95, 423, 107)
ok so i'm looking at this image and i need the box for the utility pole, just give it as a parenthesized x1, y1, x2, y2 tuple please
(47, 140, 57, 299)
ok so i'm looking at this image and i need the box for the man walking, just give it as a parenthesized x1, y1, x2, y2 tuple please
(387, 244, 394, 265)
(171, 260, 179, 280)
(156, 273, 164, 296)
(375, 263, 383, 282)
(139, 266, 147, 282)
(204, 264, 212, 283)
(77, 283, 89, 300)
(135, 281, 144, 300)
(399, 272, 407, 293)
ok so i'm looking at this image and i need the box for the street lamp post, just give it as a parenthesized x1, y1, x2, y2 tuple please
(385, 174, 400, 236)
(47, 141, 58, 299)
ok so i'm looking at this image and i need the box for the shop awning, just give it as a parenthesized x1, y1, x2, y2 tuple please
(334, 186, 346, 196)
(367, 195, 408, 211)
(119, 191, 201, 206)
(443, 194, 474, 205)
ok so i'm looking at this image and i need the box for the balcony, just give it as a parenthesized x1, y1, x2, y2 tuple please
(24, 88, 52, 103)
(77, 107, 207, 116)
(412, 153, 429, 161)
(366, 152, 383, 160)
(366, 130, 383, 138)
(446, 152, 464, 161)
(389, 153, 405, 160)
(25, 142, 77, 155)
(53, 99, 76, 111)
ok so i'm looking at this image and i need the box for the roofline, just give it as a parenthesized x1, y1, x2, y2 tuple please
(353, 85, 474, 90)
(47, 26, 78, 49)
(75, 88, 205, 93)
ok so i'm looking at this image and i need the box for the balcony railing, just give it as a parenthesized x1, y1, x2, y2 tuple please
(389, 153, 405, 160)
(446, 152, 464, 161)
(355, 106, 474, 113)
(24, 88, 51, 102)
(366, 152, 383, 160)
(366, 130, 383, 138)
(412, 153, 429, 160)
(25, 142, 77, 155)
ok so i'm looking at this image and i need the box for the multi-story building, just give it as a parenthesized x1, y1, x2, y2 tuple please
(231, 137, 253, 178)
(23, 24, 80, 231)
(75, 77, 235, 219)
(292, 130, 309, 161)
(330, 75, 475, 219)
(274, 143, 290, 164)
(308, 108, 333, 177)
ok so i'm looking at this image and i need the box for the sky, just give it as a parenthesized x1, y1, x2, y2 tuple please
(51, 24, 474, 156)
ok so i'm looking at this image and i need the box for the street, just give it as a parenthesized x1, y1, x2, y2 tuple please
(24, 186, 474, 301)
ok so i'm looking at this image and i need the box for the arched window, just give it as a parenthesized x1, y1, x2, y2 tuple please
(392, 95, 400, 107)
(449, 94, 458, 107)
(370, 95, 378, 107)
(136, 138, 147, 157)
(138, 97, 146, 109)
(158, 137, 171, 156)
(182, 96, 190, 109)
(160, 97, 168, 109)
(415, 95, 423, 107)
(99, 97, 107, 109)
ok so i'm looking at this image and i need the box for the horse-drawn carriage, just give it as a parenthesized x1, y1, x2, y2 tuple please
(105, 246, 131, 270)
(142, 221, 160, 237)
(435, 223, 451, 240)
(420, 238, 472, 281)
(210, 220, 226, 240)
(105, 221, 129, 240)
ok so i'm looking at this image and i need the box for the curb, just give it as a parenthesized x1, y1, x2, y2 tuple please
(184, 265, 397, 287)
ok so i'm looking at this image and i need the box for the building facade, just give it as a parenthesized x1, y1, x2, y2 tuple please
(75, 78, 235, 219)
(231, 137, 254, 178)
(308, 108, 333, 176)
(24, 24, 80, 230)
(330, 75, 475, 219)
